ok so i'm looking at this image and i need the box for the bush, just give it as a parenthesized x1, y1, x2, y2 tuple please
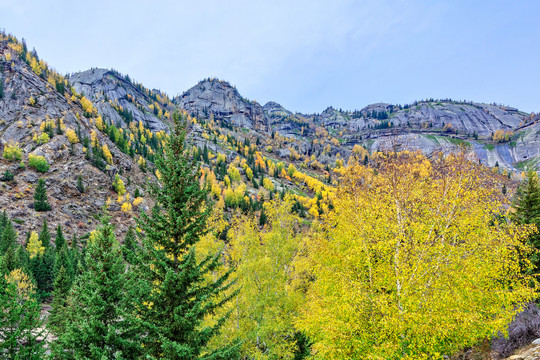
(3, 143, 23, 161)
(1, 170, 14, 182)
(66, 129, 79, 144)
(492, 303, 540, 359)
(28, 154, 49, 173)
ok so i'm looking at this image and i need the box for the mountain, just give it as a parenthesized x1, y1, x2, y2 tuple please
(173, 78, 268, 131)
(69, 68, 171, 132)
(1, 31, 539, 245)
(0, 36, 156, 239)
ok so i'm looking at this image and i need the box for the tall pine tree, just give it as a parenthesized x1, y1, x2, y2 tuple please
(48, 266, 72, 335)
(0, 269, 47, 359)
(136, 113, 238, 359)
(33, 179, 51, 211)
(55, 224, 65, 250)
(52, 217, 142, 359)
(512, 169, 540, 272)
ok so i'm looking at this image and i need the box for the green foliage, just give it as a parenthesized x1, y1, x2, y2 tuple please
(3, 143, 22, 161)
(76, 174, 85, 193)
(1, 170, 14, 182)
(52, 217, 143, 359)
(55, 225, 65, 251)
(33, 179, 51, 211)
(0, 218, 17, 254)
(28, 154, 49, 172)
(136, 113, 239, 359)
(112, 174, 126, 195)
(0, 272, 47, 359)
(511, 169, 540, 272)
(48, 266, 72, 335)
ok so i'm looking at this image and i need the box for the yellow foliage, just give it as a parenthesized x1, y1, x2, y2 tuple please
(26, 231, 44, 258)
(296, 151, 537, 359)
(3, 142, 23, 161)
(121, 201, 132, 212)
(95, 115, 105, 131)
(209, 200, 307, 358)
(66, 129, 79, 144)
(102, 144, 113, 164)
(263, 177, 274, 191)
(6, 269, 35, 302)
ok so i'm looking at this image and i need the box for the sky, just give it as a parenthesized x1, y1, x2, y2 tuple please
(1, 0, 539, 114)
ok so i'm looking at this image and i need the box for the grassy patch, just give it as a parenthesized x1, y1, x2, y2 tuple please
(424, 134, 440, 144)
(515, 157, 540, 171)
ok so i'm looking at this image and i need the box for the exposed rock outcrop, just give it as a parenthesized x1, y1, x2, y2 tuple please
(69, 68, 170, 132)
(174, 79, 268, 132)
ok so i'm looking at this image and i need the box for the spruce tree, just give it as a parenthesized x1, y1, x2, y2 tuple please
(52, 217, 142, 359)
(136, 113, 238, 359)
(30, 247, 55, 300)
(54, 243, 73, 281)
(0, 272, 46, 359)
(34, 178, 51, 211)
(48, 266, 72, 335)
(76, 175, 85, 193)
(1, 218, 17, 253)
(122, 226, 137, 264)
(55, 224, 65, 250)
(512, 169, 540, 272)
(38, 218, 51, 249)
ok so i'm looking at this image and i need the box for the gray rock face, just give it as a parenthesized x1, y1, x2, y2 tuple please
(344, 102, 525, 136)
(263, 101, 291, 118)
(69, 68, 170, 133)
(0, 42, 152, 240)
(174, 79, 268, 131)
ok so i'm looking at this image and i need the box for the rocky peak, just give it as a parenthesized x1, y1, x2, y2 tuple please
(0, 41, 150, 239)
(263, 101, 291, 118)
(69, 68, 170, 132)
(174, 78, 268, 132)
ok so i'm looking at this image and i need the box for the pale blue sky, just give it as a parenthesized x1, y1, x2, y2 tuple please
(1, 0, 539, 113)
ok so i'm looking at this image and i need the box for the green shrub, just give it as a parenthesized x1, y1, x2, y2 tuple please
(28, 154, 49, 173)
(3, 143, 23, 161)
(1, 170, 14, 182)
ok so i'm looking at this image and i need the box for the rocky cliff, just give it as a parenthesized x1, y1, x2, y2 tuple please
(174, 79, 269, 131)
(69, 68, 171, 132)
(0, 40, 152, 240)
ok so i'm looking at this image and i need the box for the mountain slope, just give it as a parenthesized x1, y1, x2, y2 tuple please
(173, 78, 268, 131)
(0, 36, 152, 240)
(69, 68, 171, 132)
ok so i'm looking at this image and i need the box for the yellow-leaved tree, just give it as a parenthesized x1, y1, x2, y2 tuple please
(26, 231, 45, 258)
(297, 151, 537, 360)
(206, 200, 308, 359)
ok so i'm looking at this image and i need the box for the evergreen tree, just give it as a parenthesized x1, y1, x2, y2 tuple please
(38, 219, 51, 249)
(512, 169, 540, 272)
(122, 226, 137, 264)
(52, 217, 142, 359)
(55, 224, 65, 251)
(0, 271, 46, 359)
(0, 210, 8, 235)
(14, 245, 30, 273)
(1, 218, 17, 253)
(54, 243, 73, 281)
(136, 113, 238, 359)
(48, 266, 72, 335)
(259, 207, 268, 226)
(30, 247, 55, 300)
(76, 175, 85, 193)
(0, 245, 19, 274)
(33, 179, 51, 211)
